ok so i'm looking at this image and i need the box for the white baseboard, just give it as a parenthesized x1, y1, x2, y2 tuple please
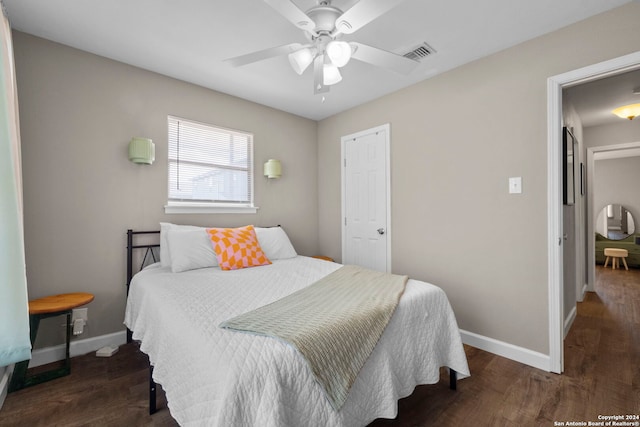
(580, 283, 588, 301)
(460, 329, 551, 372)
(29, 331, 127, 368)
(564, 306, 577, 339)
(13, 328, 552, 400)
(0, 366, 9, 411)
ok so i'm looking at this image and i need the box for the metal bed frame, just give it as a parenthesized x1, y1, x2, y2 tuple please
(126, 229, 160, 414)
(125, 228, 458, 417)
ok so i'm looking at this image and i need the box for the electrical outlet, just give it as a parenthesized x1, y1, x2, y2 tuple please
(72, 319, 85, 335)
(71, 308, 88, 335)
(72, 307, 88, 323)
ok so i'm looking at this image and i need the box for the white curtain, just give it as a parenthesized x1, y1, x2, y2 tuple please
(0, 1, 31, 366)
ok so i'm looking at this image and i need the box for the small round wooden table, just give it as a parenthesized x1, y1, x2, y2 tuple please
(9, 292, 94, 392)
(603, 248, 629, 270)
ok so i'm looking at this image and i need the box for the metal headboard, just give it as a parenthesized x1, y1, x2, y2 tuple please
(126, 229, 160, 343)
(126, 229, 160, 290)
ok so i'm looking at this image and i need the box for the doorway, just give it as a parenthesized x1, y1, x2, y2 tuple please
(587, 143, 640, 290)
(341, 124, 391, 273)
(547, 51, 640, 373)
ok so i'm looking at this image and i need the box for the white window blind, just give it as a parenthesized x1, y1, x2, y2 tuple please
(168, 116, 254, 208)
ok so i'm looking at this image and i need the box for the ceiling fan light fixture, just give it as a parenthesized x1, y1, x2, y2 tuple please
(230, 0, 415, 94)
(323, 62, 342, 85)
(326, 40, 352, 67)
(612, 103, 640, 120)
(288, 47, 316, 75)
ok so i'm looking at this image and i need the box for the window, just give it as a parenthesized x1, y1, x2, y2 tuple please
(165, 116, 256, 214)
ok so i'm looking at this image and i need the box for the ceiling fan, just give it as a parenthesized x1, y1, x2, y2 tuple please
(225, 0, 419, 94)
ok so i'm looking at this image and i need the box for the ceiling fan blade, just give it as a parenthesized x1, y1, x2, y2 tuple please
(350, 42, 419, 75)
(264, 0, 316, 33)
(335, 0, 405, 35)
(313, 55, 330, 95)
(225, 43, 302, 67)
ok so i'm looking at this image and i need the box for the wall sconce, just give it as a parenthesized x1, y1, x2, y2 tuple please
(264, 159, 282, 179)
(612, 103, 640, 120)
(128, 137, 155, 165)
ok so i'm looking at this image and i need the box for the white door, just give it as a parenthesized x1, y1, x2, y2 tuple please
(341, 124, 390, 272)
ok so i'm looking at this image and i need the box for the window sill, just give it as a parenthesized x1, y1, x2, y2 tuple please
(164, 203, 259, 214)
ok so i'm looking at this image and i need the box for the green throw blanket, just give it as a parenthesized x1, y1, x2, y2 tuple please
(220, 265, 408, 410)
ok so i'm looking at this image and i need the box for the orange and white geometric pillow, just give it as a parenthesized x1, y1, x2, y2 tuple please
(206, 225, 271, 271)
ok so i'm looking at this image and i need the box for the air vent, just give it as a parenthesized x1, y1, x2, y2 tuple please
(402, 43, 436, 62)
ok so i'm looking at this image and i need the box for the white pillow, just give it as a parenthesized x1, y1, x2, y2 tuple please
(160, 222, 205, 267)
(166, 228, 218, 273)
(255, 227, 297, 260)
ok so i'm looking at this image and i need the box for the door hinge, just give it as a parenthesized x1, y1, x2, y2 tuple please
(344, 217, 347, 226)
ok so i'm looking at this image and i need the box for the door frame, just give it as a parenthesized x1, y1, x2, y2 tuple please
(586, 142, 640, 292)
(547, 50, 640, 374)
(341, 123, 392, 272)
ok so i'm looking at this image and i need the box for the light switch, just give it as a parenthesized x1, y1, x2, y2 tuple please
(509, 177, 522, 194)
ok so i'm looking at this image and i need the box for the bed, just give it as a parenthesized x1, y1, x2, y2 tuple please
(124, 225, 469, 426)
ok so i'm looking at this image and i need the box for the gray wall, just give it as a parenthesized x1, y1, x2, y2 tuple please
(317, 2, 640, 354)
(584, 120, 640, 150)
(594, 157, 640, 221)
(13, 32, 319, 348)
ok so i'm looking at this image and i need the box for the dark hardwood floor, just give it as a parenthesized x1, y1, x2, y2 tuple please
(370, 265, 640, 426)
(1, 265, 638, 426)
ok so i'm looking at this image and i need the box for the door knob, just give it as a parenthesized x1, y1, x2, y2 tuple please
(377, 228, 385, 235)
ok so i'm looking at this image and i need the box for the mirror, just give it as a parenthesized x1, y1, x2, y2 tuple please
(596, 204, 636, 240)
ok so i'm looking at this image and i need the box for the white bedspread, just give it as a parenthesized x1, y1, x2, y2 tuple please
(124, 256, 469, 427)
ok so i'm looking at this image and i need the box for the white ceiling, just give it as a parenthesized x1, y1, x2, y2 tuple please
(565, 69, 640, 128)
(3, 0, 634, 121)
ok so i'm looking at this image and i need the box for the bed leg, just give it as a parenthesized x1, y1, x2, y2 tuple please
(449, 368, 457, 391)
(149, 365, 157, 415)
